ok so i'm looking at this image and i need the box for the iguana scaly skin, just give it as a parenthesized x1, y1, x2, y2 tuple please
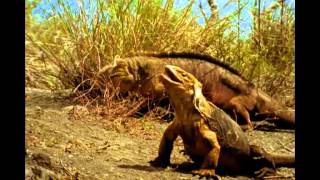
(98, 52, 295, 129)
(149, 65, 295, 178)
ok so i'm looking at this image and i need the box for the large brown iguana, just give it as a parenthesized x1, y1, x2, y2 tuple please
(149, 65, 295, 178)
(98, 52, 295, 129)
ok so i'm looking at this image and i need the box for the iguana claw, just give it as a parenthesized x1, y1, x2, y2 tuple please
(254, 167, 276, 178)
(191, 169, 220, 180)
(149, 157, 169, 168)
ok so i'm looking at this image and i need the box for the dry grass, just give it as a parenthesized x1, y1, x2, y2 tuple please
(26, 0, 295, 114)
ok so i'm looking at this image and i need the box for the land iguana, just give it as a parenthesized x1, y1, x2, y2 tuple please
(149, 65, 295, 178)
(98, 52, 295, 129)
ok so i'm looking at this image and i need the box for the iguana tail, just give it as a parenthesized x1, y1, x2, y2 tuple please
(250, 145, 295, 168)
(255, 90, 295, 126)
(265, 153, 295, 167)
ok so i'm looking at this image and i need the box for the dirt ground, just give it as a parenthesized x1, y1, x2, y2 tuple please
(25, 88, 295, 180)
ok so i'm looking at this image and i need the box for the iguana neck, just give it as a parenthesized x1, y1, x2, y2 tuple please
(171, 99, 201, 124)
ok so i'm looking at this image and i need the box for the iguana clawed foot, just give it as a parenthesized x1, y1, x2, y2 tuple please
(191, 169, 221, 180)
(149, 157, 170, 168)
(254, 167, 276, 178)
(240, 123, 254, 131)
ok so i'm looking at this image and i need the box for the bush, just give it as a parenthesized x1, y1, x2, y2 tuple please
(26, 0, 294, 106)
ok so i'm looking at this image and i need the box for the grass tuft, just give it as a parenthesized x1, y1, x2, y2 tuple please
(26, 0, 295, 113)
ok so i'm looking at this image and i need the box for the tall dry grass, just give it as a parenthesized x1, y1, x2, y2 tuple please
(26, 0, 295, 110)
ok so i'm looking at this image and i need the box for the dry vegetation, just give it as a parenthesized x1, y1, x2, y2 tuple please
(26, 0, 295, 109)
(25, 1, 295, 179)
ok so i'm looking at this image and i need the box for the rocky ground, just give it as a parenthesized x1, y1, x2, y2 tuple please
(25, 88, 295, 180)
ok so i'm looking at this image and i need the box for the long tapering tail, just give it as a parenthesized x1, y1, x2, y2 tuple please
(250, 145, 295, 168)
(256, 90, 295, 126)
(266, 153, 295, 167)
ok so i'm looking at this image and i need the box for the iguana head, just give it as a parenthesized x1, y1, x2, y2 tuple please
(160, 65, 202, 108)
(98, 58, 136, 92)
(160, 65, 201, 94)
(160, 65, 210, 115)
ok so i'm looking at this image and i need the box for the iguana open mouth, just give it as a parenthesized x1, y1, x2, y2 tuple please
(161, 65, 183, 85)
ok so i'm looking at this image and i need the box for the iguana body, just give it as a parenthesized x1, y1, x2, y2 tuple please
(99, 52, 295, 129)
(149, 65, 295, 178)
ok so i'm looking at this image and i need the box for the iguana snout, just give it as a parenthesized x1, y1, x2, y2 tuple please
(106, 60, 136, 92)
(160, 65, 201, 93)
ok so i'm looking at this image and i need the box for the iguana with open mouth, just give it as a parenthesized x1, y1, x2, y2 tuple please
(149, 65, 295, 179)
(98, 52, 295, 129)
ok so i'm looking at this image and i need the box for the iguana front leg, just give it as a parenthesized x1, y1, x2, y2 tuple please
(149, 121, 179, 168)
(227, 96, 255, 130)
(191, 124, 220, 179)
